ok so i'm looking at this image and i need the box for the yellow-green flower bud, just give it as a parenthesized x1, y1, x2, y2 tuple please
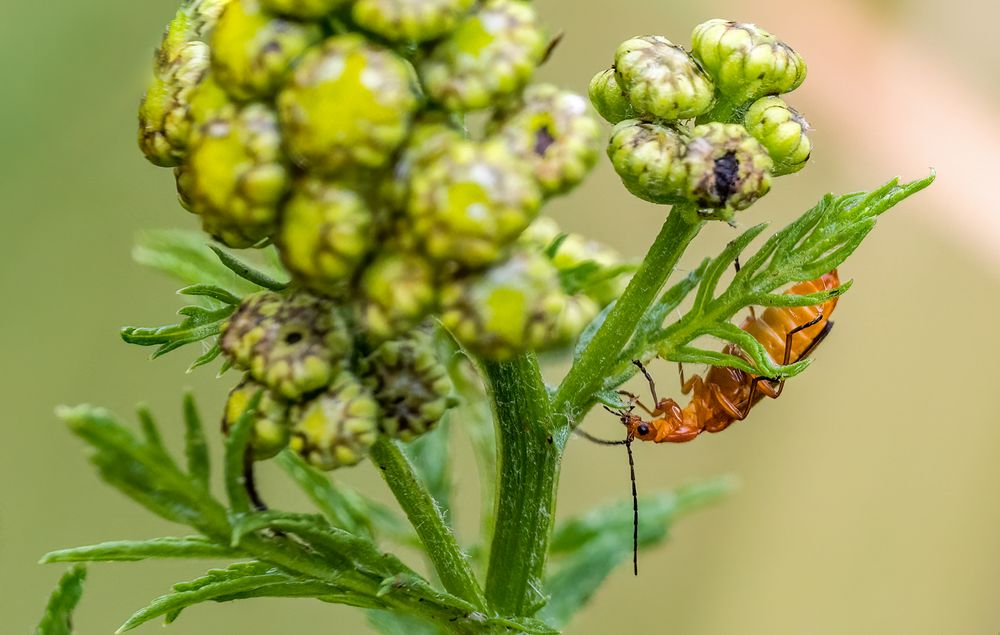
(383, 117, 464, 212)
(175, 103, 289, 248)
(220, 290, 352, 399)
(139, 41, 214, 167)
(614, 35, 715, 121)
(441, 250, 565, 359)
(691, 19, 806, 103)
(420, 0, 545, 112)
(277, 179, 374, 295)
(260, 0, 348, 19)
(744, 96, 811, 176)
(358, 252, 438, 341)
(407, 139, 541, 268)
(588, 68, 635, 125)
(290, 371, 380, 470)
(494, 84, 601, 197)
(210, 0, 321, 101)
(353, 0, 475, 43)
(607, 119, 688, 205)
(679, 122, 773, 214)
(223, 377, 292, 460)
(360, 330, 456, 441)
(278, 34, 420, 173)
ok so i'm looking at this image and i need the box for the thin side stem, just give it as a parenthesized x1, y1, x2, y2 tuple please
(370, 437, 487, 612)
(480, 353, 558, 617)
(553, 204, 703, 425)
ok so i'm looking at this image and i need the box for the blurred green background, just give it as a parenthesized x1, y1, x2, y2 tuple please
(3, 0, 999, 633)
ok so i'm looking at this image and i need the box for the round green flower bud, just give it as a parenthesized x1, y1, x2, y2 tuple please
(690, 19, 806, 103)
(383, 116, 464, 212)
(441, 250, 566, 358)
(554, 293, 600, 346)
(614, 35, 715, 121)
(290, 371, 380, 470)
(588, 68, 635, 125)
(358, 251, 438, 341)
(139, 41, 213, 167)
(495, 84, 601, 197)
(260, 0, 348, 19)
(353, 0, 475, 43)
(224, 377, 292, 460)
(679, 122, 773, 214)
(278, 34, 420, 173)
(220, 290, 352, 399)
(607, 119, 688, 205)
(175, 103, 289, 247)
(408, 139, 541, 268)
(278, 179, 374, 295)
(420, 0, 545, 112)
(744, 96, 811, 176)
(360, 330, 456, 441)
(210, 0, 321, 101)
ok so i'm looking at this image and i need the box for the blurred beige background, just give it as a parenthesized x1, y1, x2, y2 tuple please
(2, 0, 998, 633)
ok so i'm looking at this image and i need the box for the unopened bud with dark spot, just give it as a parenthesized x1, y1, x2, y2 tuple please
(494, 84, 601, 197)
(679, 122, 773, 216)
(744, 96, 811, 176)
(360, 330, 456, 441)
(220, 290, 352, 399)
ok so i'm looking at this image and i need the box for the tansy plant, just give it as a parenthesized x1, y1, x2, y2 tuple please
(37, 4, 933, 634)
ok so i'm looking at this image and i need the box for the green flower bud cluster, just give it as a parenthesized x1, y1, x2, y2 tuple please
(591, 19, 812, 218)
(137, 0, 616, 468)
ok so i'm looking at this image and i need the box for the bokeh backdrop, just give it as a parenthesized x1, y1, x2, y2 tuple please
(3, 0, 999, 633)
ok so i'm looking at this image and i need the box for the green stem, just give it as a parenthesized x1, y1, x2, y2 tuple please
(480, 353, 558, 617)
(370, 437, 487, 612)
(553, 204, 703, 424)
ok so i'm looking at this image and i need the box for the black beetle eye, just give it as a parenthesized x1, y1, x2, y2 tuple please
(637, 423, 650, 436)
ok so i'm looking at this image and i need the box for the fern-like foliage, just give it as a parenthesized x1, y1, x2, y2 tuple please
(119, 232, 289, 371)
(590, 173, 934, 402)
(35, 565, 86, 635)
(45, 398, 566, 634)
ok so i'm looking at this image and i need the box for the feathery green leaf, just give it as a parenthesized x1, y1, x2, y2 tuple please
(209, 245, 289, 291)
(182, 392, 210, 489)
(42, 537, 238, 563)
(36, 565, 86, 635)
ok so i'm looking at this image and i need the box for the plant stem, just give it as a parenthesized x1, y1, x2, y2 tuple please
(553, 204, 703, 424)
(370, 437, 487, 612)
(480, 353, 558, 617)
